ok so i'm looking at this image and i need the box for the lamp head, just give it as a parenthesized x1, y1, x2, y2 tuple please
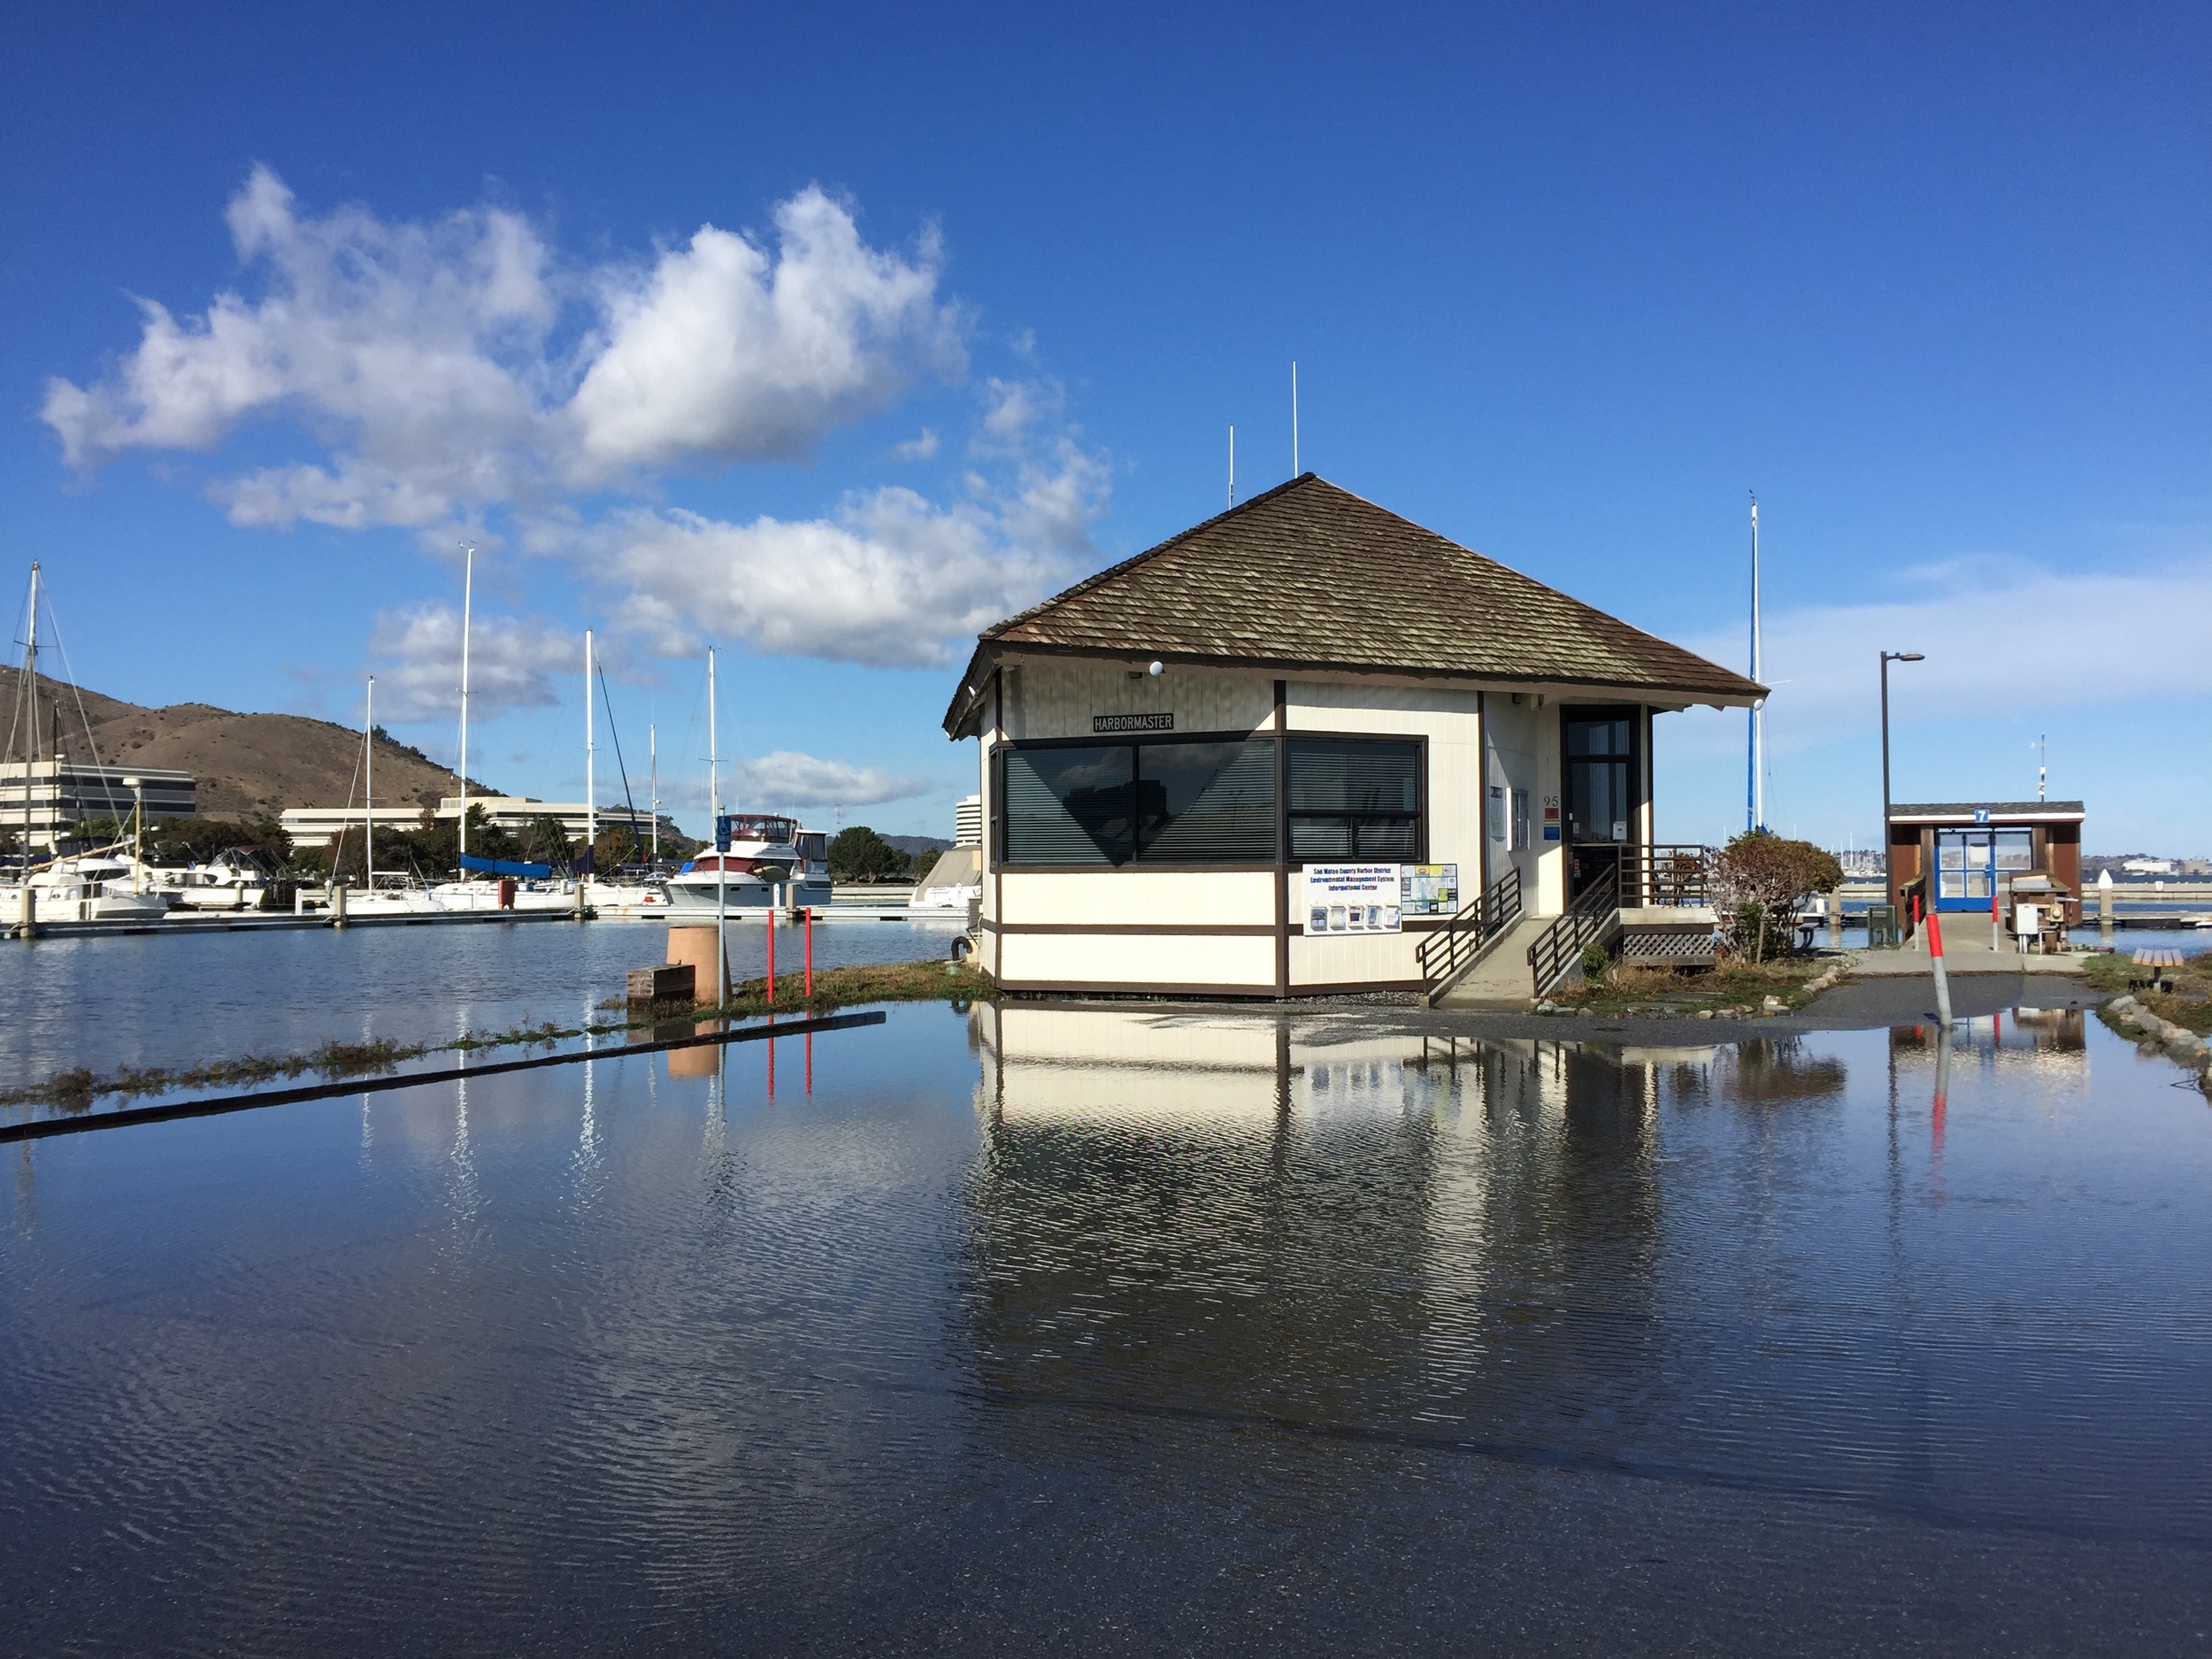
(1148, 660, 1164, 678)
(1896, 652, 1924, 662)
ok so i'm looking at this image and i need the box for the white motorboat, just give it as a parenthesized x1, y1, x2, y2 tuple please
(905, 846, 980, 918)
(664, 815, 832, 916)
(3, 856, 172, 924)
(151, 848, 278, 911)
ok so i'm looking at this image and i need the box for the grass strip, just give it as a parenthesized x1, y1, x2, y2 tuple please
(4, 958, 994, 1113)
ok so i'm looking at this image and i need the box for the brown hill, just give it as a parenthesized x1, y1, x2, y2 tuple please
(1, 666, 503, 821)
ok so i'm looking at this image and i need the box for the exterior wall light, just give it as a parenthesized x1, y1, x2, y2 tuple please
(1148, 661, 1164, 677)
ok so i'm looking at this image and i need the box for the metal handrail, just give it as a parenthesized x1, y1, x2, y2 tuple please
(1416, 866, 1523, 994)
(1526, 863, 1621, 996)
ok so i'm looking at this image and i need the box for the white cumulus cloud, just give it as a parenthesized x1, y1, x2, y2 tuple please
(571, 406, 1107, 668)
(567, 190, 961, 476)
(727, 750, 933, 810)
(43, 169, 961, 532)
(368, 604, 580, 725)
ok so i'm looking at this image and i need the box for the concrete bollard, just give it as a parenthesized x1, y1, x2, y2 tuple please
(331, 882, 348, 928)
(666, 924, 727, 1005)
(1827, 887, 1843, 949)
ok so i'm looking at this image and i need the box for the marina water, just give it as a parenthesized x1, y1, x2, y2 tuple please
(3, 971, 2208, 1654)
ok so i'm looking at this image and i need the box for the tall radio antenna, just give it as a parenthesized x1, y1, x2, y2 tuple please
(1227, 426, 1236, 508)
(1291, 362, 1300, 476)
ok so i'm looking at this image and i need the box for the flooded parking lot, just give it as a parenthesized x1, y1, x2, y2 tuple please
(3, 1000, 2208, 1655)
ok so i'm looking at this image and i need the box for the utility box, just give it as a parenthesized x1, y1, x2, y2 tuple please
(1866, 903, 1901, 949)
(627, 964, 696, 1003)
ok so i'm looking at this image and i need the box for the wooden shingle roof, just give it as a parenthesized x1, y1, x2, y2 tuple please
(944, 474, 1763, 736)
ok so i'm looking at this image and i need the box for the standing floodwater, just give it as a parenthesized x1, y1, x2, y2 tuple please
(2, 1002, 2208, 1655)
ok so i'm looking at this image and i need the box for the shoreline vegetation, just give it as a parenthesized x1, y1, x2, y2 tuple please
(1534, 952, 1847, 1018)
(11, 946, 2206, 1115)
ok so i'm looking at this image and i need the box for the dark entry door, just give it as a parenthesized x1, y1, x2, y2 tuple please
(1565, 710, 1634, 899)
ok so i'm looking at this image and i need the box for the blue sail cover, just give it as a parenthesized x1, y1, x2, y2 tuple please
(458, 854, 553, 879)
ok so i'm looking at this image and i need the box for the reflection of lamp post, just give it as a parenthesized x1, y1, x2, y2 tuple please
(122, 776, 143, 892)
(1879, 652, 1924, 918)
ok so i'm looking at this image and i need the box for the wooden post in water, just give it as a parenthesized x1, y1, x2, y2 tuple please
(16, 885, 33, 941)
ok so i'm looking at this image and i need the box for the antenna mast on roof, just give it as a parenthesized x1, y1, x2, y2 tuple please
(1291, 362, 1300, 476)
(1227, 426, 1235, 508)
(2035, 733, 2047, 801)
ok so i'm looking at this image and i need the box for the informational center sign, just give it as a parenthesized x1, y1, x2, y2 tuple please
(1302, 864, 1402, 933)
(1400, 863, 1458, 916)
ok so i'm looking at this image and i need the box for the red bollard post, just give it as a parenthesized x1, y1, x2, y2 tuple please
(803, 908, 813, 1000)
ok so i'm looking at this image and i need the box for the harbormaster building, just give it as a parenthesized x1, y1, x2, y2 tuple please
(941, 475, 1763, 999)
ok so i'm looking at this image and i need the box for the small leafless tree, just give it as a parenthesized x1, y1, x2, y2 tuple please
(1712, 831, 1845, 964)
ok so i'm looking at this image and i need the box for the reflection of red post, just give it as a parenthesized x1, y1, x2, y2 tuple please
(805, 1031, 813, 1095)
(766, 1034, 775, 1099)
(803, 908, 813, 999)
(766, 904, 776, 1005)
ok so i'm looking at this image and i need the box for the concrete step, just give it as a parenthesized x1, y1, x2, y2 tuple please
(1432, 915, 1553, 1010)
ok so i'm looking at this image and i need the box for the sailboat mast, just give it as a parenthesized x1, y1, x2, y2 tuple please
(1747, 495, 1762, 832)
(21, 563, 37, 869)
(709, 648, 724, 1002)
(649, 722, 658, 864)
(584, 628, 595, 887)
(365, 675, 375, 895)
(457, 544, 473, 871)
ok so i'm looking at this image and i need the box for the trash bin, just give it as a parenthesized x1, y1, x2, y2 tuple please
(1866, 902, 1901, 949)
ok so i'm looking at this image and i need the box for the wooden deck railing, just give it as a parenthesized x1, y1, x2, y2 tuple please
(1415, 867, 1523, 996)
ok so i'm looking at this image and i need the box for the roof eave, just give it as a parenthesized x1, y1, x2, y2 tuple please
(975, 640, 1766, 710)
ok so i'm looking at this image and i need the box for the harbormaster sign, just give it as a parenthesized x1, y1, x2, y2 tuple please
(1092, 712, 1173, 733)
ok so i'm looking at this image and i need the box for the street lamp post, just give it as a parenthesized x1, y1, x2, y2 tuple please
(1879, 651, 1924, 927)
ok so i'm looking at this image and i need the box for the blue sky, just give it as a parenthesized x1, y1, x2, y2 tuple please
(4, 2, 2205, 851)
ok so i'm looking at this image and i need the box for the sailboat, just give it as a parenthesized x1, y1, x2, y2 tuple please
(4, 563, 170, 928)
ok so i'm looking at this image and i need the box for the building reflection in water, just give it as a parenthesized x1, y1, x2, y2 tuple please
(1886, 1006, 2087, 1071)
(956, 1004, 1701, 1485)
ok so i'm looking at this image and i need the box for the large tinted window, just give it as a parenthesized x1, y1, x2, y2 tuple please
(1002, 739, 1279, 864)
(1286, 740, 1420, 861)
(1138, 741, 1279, 860)
(1003, 746, 1134, 864)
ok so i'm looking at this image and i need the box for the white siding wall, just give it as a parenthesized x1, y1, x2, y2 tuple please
(1002, 869, 1272, 927)
(999, 931, 1276, 990)
(1002, 661, 1273, 741)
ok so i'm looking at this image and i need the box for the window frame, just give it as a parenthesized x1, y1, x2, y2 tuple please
(990, 726, 1427, 872)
